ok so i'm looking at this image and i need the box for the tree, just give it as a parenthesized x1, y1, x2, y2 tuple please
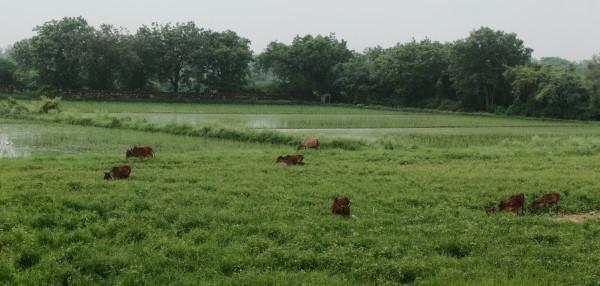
(258, 34, 353, 100)
(0, 58, 17, 85)
(504, 63, 590, 119)
(12, 17, 94, 89)
(122, 27, 163, 91)
(334, 47, 383, 104)
(200, 30, 253, 93)
(371, 39, 453, 107)
(585, 54, 600, 109)
(538, 57, 586, 74)
(82, 24, 128, 90)
(449, 27, 532, 111)
(538, 57, 575, 69)
(143, 22, 204, 92)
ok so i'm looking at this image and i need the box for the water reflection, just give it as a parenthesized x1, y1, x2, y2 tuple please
(0, 134, 31, 158)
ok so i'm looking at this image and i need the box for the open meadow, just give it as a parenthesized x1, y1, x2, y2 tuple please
(2, 101, 600, 285)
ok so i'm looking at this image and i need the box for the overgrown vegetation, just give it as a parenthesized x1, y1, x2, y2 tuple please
(38, 96, 61, 114)
(0, 96, 62, 116)
(0, 97, 29, 115)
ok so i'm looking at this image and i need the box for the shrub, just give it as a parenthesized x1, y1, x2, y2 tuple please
(38, 96, 61, 114)
(0, 97, 29, 116)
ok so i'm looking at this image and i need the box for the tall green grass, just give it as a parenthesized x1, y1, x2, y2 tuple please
(2, 132, 600, 284)
(3, 102, 600, 284)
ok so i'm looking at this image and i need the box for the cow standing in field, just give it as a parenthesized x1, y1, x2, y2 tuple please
(104, 165, 132, 180)
(126, 146, 154, 158)
(531, 192, 560, 213)
(331, 196, 351, 217)
(296, 138, 320, 151)
(498, 193, 525, 214)
(275, 154, 304, 165)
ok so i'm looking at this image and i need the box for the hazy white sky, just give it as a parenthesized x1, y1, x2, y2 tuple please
(1, 0, 599, 61)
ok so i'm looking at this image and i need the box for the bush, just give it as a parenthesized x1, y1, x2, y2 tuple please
(0, 97, 29, 116)
(38, 96, 61, 114)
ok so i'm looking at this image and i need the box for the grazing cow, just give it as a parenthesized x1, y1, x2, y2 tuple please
(275, 154, 304, 165)
(296, 138, 320, 151)
(331, 196, 351, 217)
(531, 192, 560, 213)
(484, 204, 496, 215)
(104, 165, 132, 180)
(498, 193, 525, 214)
(126, 146, 154, 158)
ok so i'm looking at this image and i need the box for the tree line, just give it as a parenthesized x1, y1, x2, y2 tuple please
(1, 16, 600, 120)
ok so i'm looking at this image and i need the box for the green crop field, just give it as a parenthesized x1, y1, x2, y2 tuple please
(2, 100, 600, 285)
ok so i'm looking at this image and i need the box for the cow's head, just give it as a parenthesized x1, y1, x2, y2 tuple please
(275, 155, 287, 163)
(125, 149, 133, 158)
(104, 172, 112, 180)
(498, 201, 506, 210)
(296, 144, 303, 151)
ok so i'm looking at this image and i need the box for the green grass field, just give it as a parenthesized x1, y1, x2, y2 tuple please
(2, 101, 600, 285)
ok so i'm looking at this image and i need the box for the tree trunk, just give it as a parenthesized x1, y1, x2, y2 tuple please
(485, 89, 495, 112)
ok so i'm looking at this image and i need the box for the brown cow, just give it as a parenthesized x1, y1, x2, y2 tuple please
(484, 204, 496, 215)
(126, 146, 154, 158)
(498, 192, 525, 214)
(296, 138, 320, 151)
(531, 192, 560, 213)
(275, 154, 304, 165)
(331, 196, 351, 217)
(104, 165, 132, 180)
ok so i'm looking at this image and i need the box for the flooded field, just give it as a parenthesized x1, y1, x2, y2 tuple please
(0, 124, 37, 158)
(0, 120, 135, 157)
(79, 111, 596, 131)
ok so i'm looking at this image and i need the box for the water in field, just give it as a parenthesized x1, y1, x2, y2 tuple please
(0, 132, 33, 158)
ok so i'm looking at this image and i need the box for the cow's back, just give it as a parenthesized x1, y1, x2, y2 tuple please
(297, 138, 320, 150)
(128, 146, 154, 158)
(110, 165, 131, 179)
(276, 154, 304, 165)
(499, 193, 524, 213)
(531, 192, 560, 208)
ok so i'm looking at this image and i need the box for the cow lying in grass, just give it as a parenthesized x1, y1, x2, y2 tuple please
(275, 154, 304, 165)
(498, 192, 525, 214)
(126, 146, 154, 158)
(296, 138, 320, 151)
(531, 192, 560, 213)
(331, 196, 351, 217)
(104, 165, 132, 180)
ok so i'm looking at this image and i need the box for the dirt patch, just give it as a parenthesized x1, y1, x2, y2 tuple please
(555, 212, 600, 223)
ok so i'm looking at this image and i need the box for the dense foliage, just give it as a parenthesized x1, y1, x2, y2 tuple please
(8, 17, 252, 93)
(2, 17, 600, 119)
(257, 34, 353, 99)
